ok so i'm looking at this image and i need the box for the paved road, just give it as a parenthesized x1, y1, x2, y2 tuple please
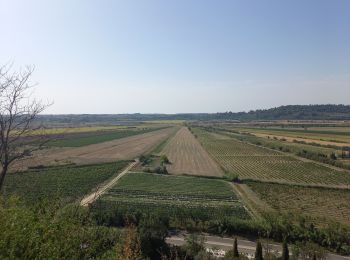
(166, 232, 350, 260)
(80, 161, 136, 206)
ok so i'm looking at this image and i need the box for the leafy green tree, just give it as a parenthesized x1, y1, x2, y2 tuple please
(116, 224, 143, 260)
(0, 197, 121, 259)
(184, 233, 205, 257)
(138, 214, 169, 259)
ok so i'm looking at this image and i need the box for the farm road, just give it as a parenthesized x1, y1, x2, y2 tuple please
(166, 232, 350, 260)
(80, 161, 137, 206)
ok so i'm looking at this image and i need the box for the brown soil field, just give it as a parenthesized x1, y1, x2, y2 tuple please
(15, 127, 176, 171)
(161, 127, 223, 177)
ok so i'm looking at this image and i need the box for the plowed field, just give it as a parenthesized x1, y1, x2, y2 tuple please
(161, 127, 223, 177)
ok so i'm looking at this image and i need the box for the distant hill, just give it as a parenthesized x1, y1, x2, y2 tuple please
(217, 104, 350, 120)
(37, 104, 350, 124)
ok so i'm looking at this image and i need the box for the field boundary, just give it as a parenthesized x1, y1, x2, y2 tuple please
(230, 183, 271, 219)
(191, 128, 229, 175)
(150, 126, 180, 155)
(80, 161, 137, 206)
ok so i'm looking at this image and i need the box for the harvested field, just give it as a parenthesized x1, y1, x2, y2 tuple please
(161, 127, 223, 177)
(47, 127, 166, 147)
(17, 127, 176, 170)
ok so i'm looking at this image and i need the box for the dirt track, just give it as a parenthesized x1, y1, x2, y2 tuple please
(16, 127, 175, 170)
(161, 127, 223, 177)
(80, 161, 137, 206)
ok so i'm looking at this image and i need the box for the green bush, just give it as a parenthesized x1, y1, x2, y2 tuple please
(160, 155, 170, 165)
(0, 197, 121, 259)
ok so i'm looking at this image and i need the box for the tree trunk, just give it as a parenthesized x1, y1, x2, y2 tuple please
(0, 165, 8, 191)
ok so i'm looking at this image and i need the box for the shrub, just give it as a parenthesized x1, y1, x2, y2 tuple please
(0, 197, 121, 259)
(160, 155, 170, 165)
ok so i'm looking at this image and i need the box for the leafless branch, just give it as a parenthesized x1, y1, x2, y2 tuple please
(0, 64, 51, 190)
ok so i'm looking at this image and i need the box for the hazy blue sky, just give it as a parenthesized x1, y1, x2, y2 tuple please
(0, 0, 349, 114)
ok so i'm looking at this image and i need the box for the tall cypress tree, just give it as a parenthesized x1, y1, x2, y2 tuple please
(233, 237, 239, 258)
(282, 240, 289, 260)
(255, 241, 263, 260)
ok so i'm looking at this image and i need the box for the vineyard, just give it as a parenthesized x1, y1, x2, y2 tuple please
(220, 128, 342, 155)
(193, 128, 350, 187)
(3, 161, 129, 203)
(247, 181, 350, 226)
(96, 172, 250, 221)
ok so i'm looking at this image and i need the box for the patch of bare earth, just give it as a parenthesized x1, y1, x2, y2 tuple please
(15, 127, 175, 170)
(161, 127, 223, 177)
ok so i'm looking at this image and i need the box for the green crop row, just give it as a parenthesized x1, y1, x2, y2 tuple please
(2, 161, 129, 203)
(246, 180, 350, 226)
(193, 128, 350, 187)
(106, 189, 238, 202)
(93, 196, 250, 224)
(113, 172, 237, 198)
(93, 171, 249, 223)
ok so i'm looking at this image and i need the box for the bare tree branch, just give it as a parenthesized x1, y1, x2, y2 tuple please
(0, 64, 51, 191)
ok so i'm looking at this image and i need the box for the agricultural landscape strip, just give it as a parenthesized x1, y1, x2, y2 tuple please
(247, 181, 350, 226)
(17, 127, 176, 170)
(212, 127, 350, 171)
(94, 172, 250, 222)
(47, 126, 166, 147)
(3, 161, 129, 203)
(80, 161, 137, 206)
(233, 127, 350, 144)
(192, 128, 350, 187)
(161, 127, 223, 177)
